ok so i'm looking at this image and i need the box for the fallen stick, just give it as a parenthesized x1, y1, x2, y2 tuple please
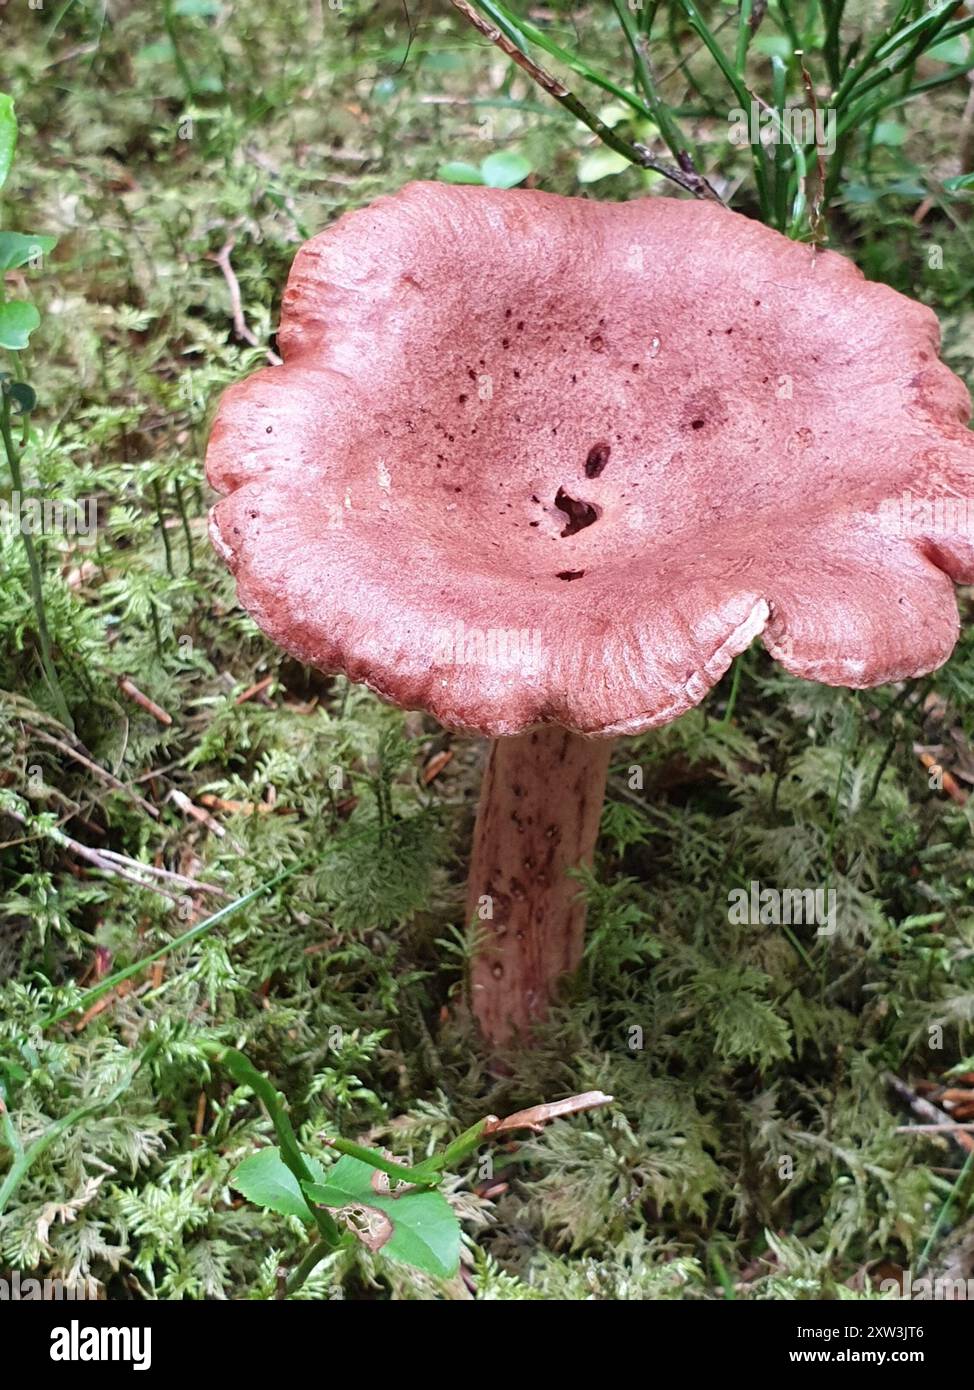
(23, 725, 159, 819)
(895, 1123, 974, 1134)
(2, 807, 224, 901)
(210, 237, 283, 366)
(118, 676, 173, 727)
(884, 1072, 974, 1154)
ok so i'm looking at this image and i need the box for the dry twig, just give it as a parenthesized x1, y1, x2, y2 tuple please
(210, 237, 283, 365)
(884, 1072, 974, 1154)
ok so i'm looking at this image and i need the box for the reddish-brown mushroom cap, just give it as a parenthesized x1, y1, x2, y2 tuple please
(207, 182, 974, 735)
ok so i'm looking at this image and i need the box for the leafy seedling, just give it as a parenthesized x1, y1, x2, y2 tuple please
(437, 149, 533, 188)
(217, 1039, 611, 1295)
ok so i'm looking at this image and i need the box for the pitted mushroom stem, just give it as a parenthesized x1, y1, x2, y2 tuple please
(467, 727, 613, 1044)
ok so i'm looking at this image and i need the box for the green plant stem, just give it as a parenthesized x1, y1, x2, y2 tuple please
(323, 1135, 444, 1187)
(322, 1115, 496, 1187)
(718, 652, 744, 727)
(451, 0, 722, 201)
(200, 1043, 344, 1249)
(611, 0, 693, 168)
(0, 389, 73, 730)
(833, 0, 914, 104)
(0, 1088, 24, 1164)
(471, 0, 656, 122)
(677, 0, 769, 211)
(152, 479, 174, 576)
(916, 1146, 974, 1275)
(821, 0, 847, 89)
(173, 476, 195, 571)
(284, 1239, 332, 1296)
(427, 1117, 490, 1172)
(736, 0, 754, 73)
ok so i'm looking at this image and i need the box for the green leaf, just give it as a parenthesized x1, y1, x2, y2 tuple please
(303, 1156, 460, 1279)
(752, 35, 794, 59)
(0, 233, 57, 272)
(944, 173, 974, 193)
(436, 160, 484, 185)
(172, 0, 222, 14)
(577, 147, 631, 183)
(136, 40, 177, 64)
(231, 1147, 312, 1221)
(480, 150, 532, 189)
(594, 101, 631, 128)
(927, 35, 970, 65)
(0, 94, 16, 192)
(871, 120, 908, 146)
(0, 300, 40, 351)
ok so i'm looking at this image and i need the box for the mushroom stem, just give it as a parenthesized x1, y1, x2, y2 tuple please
(467, 727, 613, 1044)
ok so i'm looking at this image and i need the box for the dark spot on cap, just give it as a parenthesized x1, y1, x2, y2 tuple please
(585, 442, 610, 478)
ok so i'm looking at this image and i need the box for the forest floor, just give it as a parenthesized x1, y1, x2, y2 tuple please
(1, 0, 974, 1300)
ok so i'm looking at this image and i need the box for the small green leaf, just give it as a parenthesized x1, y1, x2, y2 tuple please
(0, 300, 40, 351)
(752, 35, 794, 59)
(172, 0, 222, 14)
(944, 173, 974, 194)
(480, 150, 532, 189)
(136, 40, 177, 64)
(437, 161, 484, 185)
(230, 1146, 318, 1222)
(886, 178, 927, 198)
(303, 1155, 460, 1279)
(0, 94, 16, 192)
(594, 101, 631, 129)
(871, 121, 907, 147)
(927, 36, 970, 65)
(0, 233, 57, 272)
(577, 147, 631, 184)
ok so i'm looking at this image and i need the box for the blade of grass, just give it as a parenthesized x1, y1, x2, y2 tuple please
(451, 0, 723, 199)
(0, 388, 73, 731)
(40, 856, 314, 1028)
(736, 0, 754, 74)
(470, 0, 655, 121)
(820, 0, 847, 89)
(916, 1146, 974, 1276)
(677, 0, 770, 212)
(611, 0, 695, 168)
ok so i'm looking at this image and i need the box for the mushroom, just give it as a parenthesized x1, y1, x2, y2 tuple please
(206, 182, 974, 1045)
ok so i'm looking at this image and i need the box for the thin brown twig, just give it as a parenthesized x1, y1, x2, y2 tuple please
(798, 51, 827, 245)
(448, 0, 723, 203)
(895, 1123, 974, 1134)
(2, 808, 223, 901)
(118, 676, 173, 727)
(210, 237, 283, 365)
(235, 675, 274, 705)
(885, 1072, 974, 1155)
(22, 724, 160, 820)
